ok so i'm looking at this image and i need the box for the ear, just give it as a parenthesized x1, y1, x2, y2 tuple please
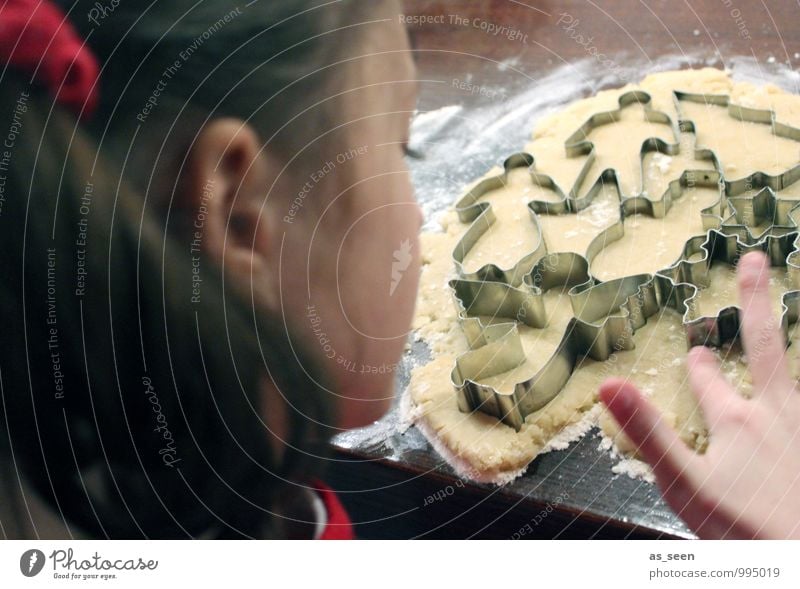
(178, 118, 272, 294)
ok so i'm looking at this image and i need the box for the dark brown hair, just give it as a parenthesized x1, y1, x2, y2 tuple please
(0, 0, 385, 538)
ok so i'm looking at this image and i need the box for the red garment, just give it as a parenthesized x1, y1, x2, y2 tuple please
(0, 0, 100, 118)
(311, 480, 355, 540)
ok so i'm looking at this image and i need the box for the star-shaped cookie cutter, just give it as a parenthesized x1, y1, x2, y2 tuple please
(720, 168, 800, 242)
(662, 229, 800, 348)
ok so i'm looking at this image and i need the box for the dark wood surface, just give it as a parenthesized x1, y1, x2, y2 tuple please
(327, 0, 800, 539)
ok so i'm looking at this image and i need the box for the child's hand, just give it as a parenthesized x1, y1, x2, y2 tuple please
(599, 251, 800, 539)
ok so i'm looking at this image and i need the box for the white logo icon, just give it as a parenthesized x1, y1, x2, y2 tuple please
(390, 239, 413, 295)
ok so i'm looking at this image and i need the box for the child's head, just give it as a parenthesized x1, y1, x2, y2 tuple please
(0, 0, 418, 537)
(72, 0, 422, 428)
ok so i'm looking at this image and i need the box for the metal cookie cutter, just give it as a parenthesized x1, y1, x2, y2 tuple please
(451, 89, 686, 287)
(674, 90, 800, 156)
(452, 152, 549, 286)
(720, 167, 800, 242)
(563, 89, 680, 201)
(451, 254, 676, 430)
(445, 88, 800, 431)
(675, 90, 800, 242)
(576, 167, 726, 287)
(661, 228, 800, 348)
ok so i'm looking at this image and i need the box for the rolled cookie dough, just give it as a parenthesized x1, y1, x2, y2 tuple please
(410, 67, 800, 482)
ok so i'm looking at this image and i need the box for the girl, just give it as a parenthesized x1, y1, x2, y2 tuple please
(0, 0, 420, 538)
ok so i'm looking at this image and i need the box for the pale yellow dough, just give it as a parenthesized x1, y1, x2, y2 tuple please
(410, 68, 800, 481)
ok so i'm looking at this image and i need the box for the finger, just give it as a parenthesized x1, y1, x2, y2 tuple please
(686, 346, 739, 432)
(737, 251, 791, 395)
(599, 377, 696, 481)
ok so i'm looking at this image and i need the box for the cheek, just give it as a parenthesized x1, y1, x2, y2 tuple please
(336, 201, 421, 341)
(296, 151, 420, 406)
(299, 197, 420, 415)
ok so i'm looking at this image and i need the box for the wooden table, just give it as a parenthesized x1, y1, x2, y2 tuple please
(327, 0, 800, 539)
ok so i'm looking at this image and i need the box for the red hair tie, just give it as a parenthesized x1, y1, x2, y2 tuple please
(0, 0, 100, 119)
